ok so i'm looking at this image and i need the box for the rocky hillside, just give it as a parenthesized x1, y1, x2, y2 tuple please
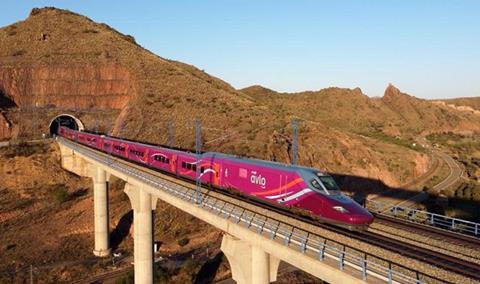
(241, 84, 480, 137)
(0, 7, 441, 188)
(433, 97, 480, 116)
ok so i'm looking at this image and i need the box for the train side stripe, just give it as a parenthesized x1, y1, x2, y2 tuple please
(254, 178, 304, 196)
(280, 188, 313, 202)
(265, 191, 294, 199)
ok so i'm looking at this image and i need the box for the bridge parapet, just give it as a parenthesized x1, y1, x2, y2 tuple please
(58, 142, 91, 177)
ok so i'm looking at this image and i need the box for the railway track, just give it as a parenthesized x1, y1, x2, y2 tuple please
(206, 187, 480, 282)
(373, 214, 480, 250)
(70, 139, 479, 283)
(322, 224, 480, 282)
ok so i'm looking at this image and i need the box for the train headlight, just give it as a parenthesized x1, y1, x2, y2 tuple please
(333, 206, 349, 213)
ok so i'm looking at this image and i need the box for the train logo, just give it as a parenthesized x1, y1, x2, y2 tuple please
(250, 171, 266, 189)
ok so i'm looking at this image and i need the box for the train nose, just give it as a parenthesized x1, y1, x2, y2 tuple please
(347, 212, 374, 224)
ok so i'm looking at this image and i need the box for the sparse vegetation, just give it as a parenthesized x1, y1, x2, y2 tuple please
(3, 142, 46, 158)
(52, 187, 69, 204)
(181, 258, 198, 280)
(360, 130, 421, 151)
(29, 8, 42, 16)
(115, 270, 134, 284)
(177, 237, 189, 247)
(11, 49, 26, 56)
(123, 34, 136, 44)
(82, 28, 98, 33)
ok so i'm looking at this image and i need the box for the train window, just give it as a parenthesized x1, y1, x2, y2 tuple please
(187, 163, 192, 170)
(192, 165, 197, 172)
(318, 176, 341, 195)
(129, 149, 144, 157)
(200, 167, 204, 173)
(182, 162, 186, 168)
(311, 179, 322, 190)
(114, 145, 125, 151)
(165, 158, 170, 164)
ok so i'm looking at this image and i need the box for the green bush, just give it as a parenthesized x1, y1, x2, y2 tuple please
(177, 237, 189, 247)
(30, 8, 41, 16)
(115, 270, 134, 284)
(123, 35, 136, 44)
(182, 258, 197, 275)
(154, 265, 169, 283)
(53, 187, 69, 204)
(472, 187, 480, 202)
(464, 187, 472, 199)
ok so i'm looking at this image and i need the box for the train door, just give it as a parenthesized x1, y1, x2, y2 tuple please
(172, 154, 178, 175)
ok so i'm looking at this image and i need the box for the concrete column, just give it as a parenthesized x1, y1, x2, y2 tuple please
(92, 166, 111, 257)
(124, 184, 158, 284)
(221, 234, 280, 284)
(252, 246, 270, 284)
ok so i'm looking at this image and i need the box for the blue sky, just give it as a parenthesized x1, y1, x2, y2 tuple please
(2, 1, 479, 99)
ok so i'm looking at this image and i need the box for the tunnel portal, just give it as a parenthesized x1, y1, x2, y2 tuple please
(49, 114, 84, 136)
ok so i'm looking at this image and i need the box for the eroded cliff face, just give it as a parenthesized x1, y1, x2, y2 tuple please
(0, 64, 133, 140)
(0, 64, 132, 109)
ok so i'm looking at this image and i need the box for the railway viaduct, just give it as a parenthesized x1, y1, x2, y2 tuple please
(56, 137, 419, 284)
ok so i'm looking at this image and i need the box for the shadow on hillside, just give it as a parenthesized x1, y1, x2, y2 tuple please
(193, 251, 224, 284)
(110, 210, 133, 250)
(330, 172, 480, 222)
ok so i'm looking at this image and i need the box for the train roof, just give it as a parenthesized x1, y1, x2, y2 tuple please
(202, 151, 323, 174)
(68, 127, 328, 176)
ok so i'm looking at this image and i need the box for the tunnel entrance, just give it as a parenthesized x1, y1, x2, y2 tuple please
(49, 114, 84, 136)
(0, 89, 17, 109)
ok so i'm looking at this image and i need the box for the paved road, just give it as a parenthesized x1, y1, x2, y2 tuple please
(394, 150, 463, 209)
(431, 151, 464, 193)
(367, 150, 440, 204)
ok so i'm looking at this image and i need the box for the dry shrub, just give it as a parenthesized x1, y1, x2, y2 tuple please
(11, 50, 26, 56)
(83, 29, 98, 34)
(30, 8, 41, 16)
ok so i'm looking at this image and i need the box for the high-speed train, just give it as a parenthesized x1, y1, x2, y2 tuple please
(59, 126, 373, 230)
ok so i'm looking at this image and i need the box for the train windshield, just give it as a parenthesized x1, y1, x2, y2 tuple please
(310, 174, 341, 196)
(318, 176, 341, 195)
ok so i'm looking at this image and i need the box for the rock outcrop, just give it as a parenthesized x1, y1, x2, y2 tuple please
(0, 64, 132, 110)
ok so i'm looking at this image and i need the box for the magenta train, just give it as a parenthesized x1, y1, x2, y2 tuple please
(59, 127, 373, 230)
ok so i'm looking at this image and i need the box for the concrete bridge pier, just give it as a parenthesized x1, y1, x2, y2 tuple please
(221, 234, 280, 284)
(92, 166, 111, 257)
(124, 184, 158, 284)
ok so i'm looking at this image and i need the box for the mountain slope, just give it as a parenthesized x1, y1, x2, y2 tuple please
(0, 7, 431, 189)
(240, 84, 480, 137)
